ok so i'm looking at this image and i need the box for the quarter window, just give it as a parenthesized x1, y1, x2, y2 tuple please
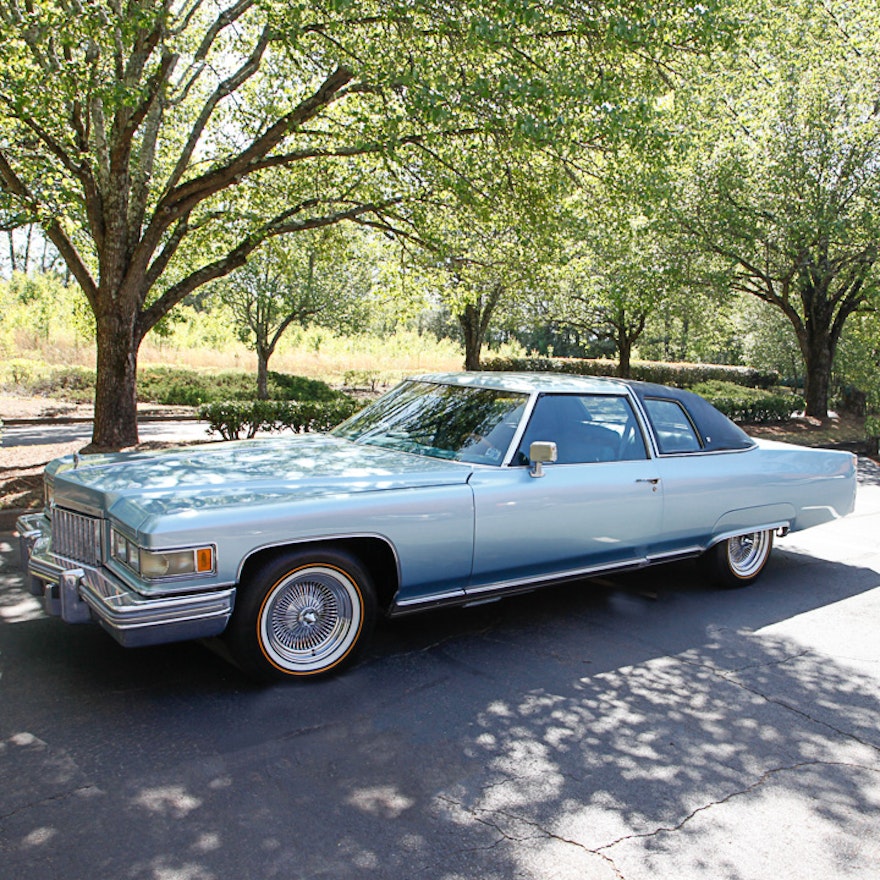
(643, 398, 702, 454)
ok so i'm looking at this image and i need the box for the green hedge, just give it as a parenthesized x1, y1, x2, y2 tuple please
(481, 356, 778, 389)
(138, 367, 341, 405)
(691, 381, 803, 423)
(0, 360, 95, 399)
(0, 362, 343, 407)
(199, 398, 361, 440)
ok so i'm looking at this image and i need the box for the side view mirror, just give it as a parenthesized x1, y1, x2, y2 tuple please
(529, 441, 558, 478)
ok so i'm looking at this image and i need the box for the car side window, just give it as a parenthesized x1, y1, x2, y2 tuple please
(643, 398, 702, 454)
(515, 394, 648, 465)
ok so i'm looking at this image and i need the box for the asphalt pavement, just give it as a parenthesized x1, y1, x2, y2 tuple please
(1, 461, 878, 880)
(2, 417, 211, 447)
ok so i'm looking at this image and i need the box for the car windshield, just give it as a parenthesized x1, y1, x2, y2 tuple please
(333, 380, 529, 464)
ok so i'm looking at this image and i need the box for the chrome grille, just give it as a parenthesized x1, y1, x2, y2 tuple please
(51, 507, 103, 566)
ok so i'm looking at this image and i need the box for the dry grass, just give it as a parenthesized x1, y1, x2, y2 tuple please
(7, 330, 465, 384)
(140, 345, 462, 383)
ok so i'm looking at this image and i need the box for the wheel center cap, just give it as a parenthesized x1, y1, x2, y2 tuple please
(299, 608, 319, 626)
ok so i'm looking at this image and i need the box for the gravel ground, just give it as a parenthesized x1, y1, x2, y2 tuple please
(0, 440, 84, 510)
(1, 395, 86, 509)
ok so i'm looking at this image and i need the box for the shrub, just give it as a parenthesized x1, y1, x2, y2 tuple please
(690, 381, 803, 423)
(138, 367, 344, 405)
(0, 360, 95, 401)
(0, 362, 347, 410)
(266, 371, 342, 402)
(199, 398, 361, 440)
(138, 367, 252, 405)
(342, 369, 382, 392)
(481, 356, 778, 389)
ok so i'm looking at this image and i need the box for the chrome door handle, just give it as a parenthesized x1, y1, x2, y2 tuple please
(635, 478, 661, 492)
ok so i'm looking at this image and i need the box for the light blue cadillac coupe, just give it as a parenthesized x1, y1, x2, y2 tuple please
(18, 373, 857, 680)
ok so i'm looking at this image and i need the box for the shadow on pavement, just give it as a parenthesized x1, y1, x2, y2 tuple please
(2, 524, 879, 879)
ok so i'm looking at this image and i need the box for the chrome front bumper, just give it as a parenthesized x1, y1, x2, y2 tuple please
(16, 513, 234, 648)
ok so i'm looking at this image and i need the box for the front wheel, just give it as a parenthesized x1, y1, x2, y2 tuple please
(226, 548, 377, 681)
(702, 530, 774, 589)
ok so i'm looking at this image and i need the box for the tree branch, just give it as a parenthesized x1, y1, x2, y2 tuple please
(0, 92, 82, 179)
(145, 65, 354, 268)
(137, 197, 399, 336)
(0, 148, 98, 306)
(247, 127, 483, 175)
(164, 23, 271, 194)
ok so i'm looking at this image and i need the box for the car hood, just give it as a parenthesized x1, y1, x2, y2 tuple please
(47, 433, 473, 523)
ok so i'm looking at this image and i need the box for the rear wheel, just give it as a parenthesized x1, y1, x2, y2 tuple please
(227, 548, 376, 681)
(703, 530, 774, 589)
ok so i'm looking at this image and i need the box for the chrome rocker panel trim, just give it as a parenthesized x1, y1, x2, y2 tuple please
(390, 520, 793, 617)
(16, 513, 234, 648)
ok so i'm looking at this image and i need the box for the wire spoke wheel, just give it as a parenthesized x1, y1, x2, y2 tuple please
(726, 531, 772, 579)
(260, 566, 361, 673)
(703, 529, 774, 588)
(227, 549, 377, 680)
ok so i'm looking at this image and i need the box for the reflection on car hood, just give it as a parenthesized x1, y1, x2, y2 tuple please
(47, 434, 473, 520)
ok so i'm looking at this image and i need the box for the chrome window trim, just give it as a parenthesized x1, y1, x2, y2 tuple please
(642, 396, 703, 454)
(503, 388, 653, 467)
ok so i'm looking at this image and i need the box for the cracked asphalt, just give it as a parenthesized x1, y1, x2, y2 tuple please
(1, 460, 879, 880)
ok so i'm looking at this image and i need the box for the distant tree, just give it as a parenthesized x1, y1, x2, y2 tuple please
(559, 215, 675, 377)
(672, 0, 880, 417)
(406, 150, 573, 370)
(218, 230, 371, 398)
(1, 224, 61, 277)
(545, 151, 695, 377)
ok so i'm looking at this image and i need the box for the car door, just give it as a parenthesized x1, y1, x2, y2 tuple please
(466, 392, 664, 593)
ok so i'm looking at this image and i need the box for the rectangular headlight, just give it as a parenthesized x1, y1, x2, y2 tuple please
(110, 528, 215, 580)
(139, 547, 215, 579)
(112, 529, 138, 567)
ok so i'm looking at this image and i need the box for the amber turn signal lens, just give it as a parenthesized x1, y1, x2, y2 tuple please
(196, 547, 214, 573)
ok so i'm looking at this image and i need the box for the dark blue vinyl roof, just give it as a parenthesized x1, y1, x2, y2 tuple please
(625, 381, 755, 452)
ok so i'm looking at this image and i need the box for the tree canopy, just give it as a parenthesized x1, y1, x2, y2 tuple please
(217, 228, 372, 398)
(670, 0, 880, 417)
(0, 0, 723, 448)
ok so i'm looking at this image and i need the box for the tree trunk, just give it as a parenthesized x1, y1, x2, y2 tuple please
(617, 335, 632, 378)
(794, 281, 838, 419)
(256, 349, 270, 400)
(801, 337, 834, 419)
(88, 311, 140, 451)
(459, 304, 484, 371)
(458, 285, 503, 371)
(23, 225, 32, 272)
